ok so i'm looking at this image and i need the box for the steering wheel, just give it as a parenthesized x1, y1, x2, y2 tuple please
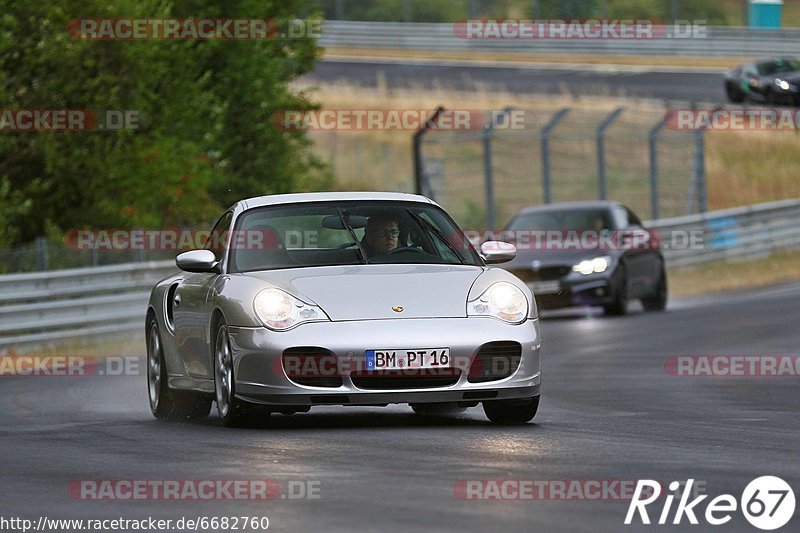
(385, 246, 426, 255)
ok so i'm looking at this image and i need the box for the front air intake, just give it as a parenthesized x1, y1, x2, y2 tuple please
(467, 341, 522, 383)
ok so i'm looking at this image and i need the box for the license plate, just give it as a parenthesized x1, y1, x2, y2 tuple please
(366, 348, 450, 370)
(528, 280, 561, 294)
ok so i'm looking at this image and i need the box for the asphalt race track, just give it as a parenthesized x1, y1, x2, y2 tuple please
(2, 283, 798, 532)
(306, 58, 727, 103)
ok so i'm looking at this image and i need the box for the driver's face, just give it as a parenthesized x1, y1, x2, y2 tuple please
(366, 220, 399, 254)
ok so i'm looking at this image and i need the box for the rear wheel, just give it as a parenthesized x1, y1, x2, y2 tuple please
(726, 82, 745, 103)
(147, 319, 212, 421)
(483, 396, 540, 425)
(642, 267, 668, 312)
(603, 264, 628, 316)
(214, 321, 269, 427)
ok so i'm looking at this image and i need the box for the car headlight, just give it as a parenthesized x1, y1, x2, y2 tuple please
(777, 79, 791, 91)
(253, 288, 328, 331)
(467, 282, 528, 324)
(573, 255, 611, 275)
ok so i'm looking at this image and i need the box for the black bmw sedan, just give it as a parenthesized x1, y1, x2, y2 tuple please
(497, 201, 667, 315)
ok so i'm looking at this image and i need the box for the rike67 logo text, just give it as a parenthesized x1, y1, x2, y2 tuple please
(625, 477, 795, 530)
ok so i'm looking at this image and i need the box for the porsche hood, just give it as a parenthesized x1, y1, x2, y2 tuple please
(244, 264, 484, 321)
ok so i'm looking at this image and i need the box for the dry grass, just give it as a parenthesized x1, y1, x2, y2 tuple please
(669, 249, 800, 297)
(706, 130, 800, 208)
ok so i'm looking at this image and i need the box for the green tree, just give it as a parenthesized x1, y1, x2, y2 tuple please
(0, 0, 329, 246)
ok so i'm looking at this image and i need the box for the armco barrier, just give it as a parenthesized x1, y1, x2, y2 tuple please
(319, 21, 800, 58)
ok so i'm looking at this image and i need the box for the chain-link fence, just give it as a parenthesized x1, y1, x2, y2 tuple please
(415, 105, 706, 230)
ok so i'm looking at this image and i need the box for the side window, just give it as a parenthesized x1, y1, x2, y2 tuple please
(204, 211, 233, 262)
(625, 207, 642, 227)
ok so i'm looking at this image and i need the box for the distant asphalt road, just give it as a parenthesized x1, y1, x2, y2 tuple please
(305, 57, 727, 103)
(2, 283, 799, 532)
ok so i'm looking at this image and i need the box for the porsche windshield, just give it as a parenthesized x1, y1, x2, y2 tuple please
(228, 201, 482, 272)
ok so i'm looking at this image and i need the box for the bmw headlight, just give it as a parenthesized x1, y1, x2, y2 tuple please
(253, 288, 328, 331)
(467, 282, 528, 324)
(573, 255, 612, 275)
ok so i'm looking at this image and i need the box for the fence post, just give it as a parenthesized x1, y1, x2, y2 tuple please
(35, 237, 48, 271)
(481, 107, 515, 230)
(596, 107, 624, 200)
(540, 108, 570, 204)
(695, 125, 708, 213)
(648, 113, 668, 220)
(413, 105, 445, 198)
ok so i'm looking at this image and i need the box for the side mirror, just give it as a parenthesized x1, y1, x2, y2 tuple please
(176, 249, 220, 273)
(480, 241, 517, 264)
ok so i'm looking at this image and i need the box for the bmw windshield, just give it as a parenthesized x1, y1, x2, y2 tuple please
(228, 201, 483, 272)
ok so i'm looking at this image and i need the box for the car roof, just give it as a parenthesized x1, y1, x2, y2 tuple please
(235, 191, 436, 211)
(512, 200, 623, 216)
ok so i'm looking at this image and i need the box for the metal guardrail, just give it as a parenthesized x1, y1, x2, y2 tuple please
(1, 197, 798, 350)
(646, 198, 800, 267)
(0, 261, 175, 350)
(319, 21, 800, 57)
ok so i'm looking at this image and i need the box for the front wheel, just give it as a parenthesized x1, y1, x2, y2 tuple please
(483, 396, 540, 425)
(147, 319, 212, 421)
(214, 321, 268, 427)
(603, 264, 628, 316)
(642, 267, 668, 312)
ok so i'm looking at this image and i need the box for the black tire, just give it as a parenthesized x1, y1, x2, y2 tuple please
(642, 266, 668, 312)
(147, 318, 212, 421)
(410, 402, 467, 416)
(213, 320, 269, 428)
(603, 264, 628, 316)
(483, 396, 540, 425)
(726, 82, 745, 103)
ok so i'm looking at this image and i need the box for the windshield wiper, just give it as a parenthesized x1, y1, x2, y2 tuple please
(405, 208, 465, 264)
(337, 208, 368, 264)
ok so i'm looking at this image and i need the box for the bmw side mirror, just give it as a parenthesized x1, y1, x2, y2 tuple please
(176, 249, 220, 273)
(480, 241, 517, 264)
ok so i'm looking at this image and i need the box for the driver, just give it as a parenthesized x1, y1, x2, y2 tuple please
(362, 214, 399, 257)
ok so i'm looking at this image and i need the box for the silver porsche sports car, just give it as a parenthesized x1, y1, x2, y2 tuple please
(146, 192, 542, 426)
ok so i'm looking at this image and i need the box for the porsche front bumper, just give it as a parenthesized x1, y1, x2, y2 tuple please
(227, 317, 541, 406)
